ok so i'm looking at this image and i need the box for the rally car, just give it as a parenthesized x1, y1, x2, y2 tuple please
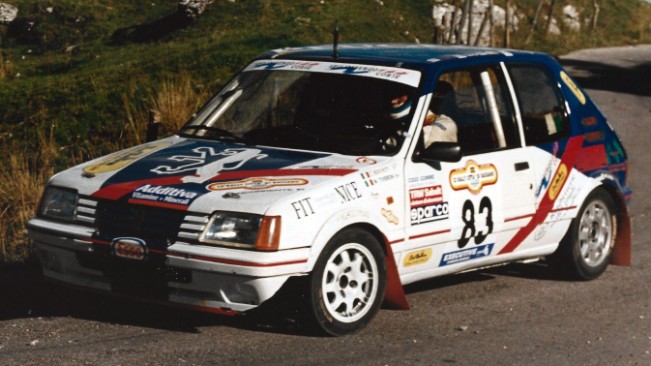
(28, 44, 632, 336)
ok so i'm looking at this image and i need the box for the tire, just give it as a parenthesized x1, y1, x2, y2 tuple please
(551, 189, 617, 280)
(308, 228, 387, 336)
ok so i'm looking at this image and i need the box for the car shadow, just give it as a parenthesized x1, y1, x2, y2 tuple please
(0, 259, 574, 337)
(559, 58, 651, 97)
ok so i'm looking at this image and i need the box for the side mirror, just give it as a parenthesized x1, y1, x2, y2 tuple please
(146, 109, 161, 142)
(417, 142, 462, 163)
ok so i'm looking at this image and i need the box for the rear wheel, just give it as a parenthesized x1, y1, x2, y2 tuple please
(309, 228, 386, 336)
(551, 189, 616, 280)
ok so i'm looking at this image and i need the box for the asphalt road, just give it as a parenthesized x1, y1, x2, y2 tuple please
(1, 45, 650, 366)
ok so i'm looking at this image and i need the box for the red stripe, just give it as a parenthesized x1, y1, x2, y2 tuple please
(499, 136, 584, 255)
(127, 198, 189, 211)
(168, 252, 308, 267)
(92, 168, 357, 201)
(90, 239, 167, 255)
(504, 214, 535, 222)
(92, 239, 304, 267)
(409, 229, 451, 240)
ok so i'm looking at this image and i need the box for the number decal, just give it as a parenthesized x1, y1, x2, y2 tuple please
(474, 196, 493, 244)
(457, 197, 493, 248)
(458, 200, 476, 248)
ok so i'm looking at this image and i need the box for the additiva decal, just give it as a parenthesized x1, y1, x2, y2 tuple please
(410, 185, 449, 225)
(206, 177, 308, 191)
(111, 237, 147, 261)
(130, 184, 198, 206)
(440, 243, 493, 267)
(450, 160, 498, 194)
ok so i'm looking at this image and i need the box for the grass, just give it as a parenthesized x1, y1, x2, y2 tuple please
(0, 0, 650, 262)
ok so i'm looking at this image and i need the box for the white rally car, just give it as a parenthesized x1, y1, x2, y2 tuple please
(29, 44, 632, 336)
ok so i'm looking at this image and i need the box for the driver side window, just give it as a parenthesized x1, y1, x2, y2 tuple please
(424, 66, 519, 155)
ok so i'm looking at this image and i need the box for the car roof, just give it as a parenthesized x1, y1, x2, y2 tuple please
(258, 43, 547, 68)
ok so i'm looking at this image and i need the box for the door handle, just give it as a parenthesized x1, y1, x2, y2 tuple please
(514, 162, 529, 171)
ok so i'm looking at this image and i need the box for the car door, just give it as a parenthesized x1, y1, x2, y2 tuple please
(399, 63, 537, 279)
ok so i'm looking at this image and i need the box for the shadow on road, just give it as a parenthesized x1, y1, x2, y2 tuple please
(560, 58, 651, 97)
(0, 259, 577, 337)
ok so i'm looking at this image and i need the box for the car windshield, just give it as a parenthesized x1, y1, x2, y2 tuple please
(180, 60, 420, 155)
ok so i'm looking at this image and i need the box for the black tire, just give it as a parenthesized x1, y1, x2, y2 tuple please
(550, 189, 616, 280)
(308, 228, 387, 336)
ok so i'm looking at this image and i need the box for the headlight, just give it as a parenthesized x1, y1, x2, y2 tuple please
(38, 186, 78, 222)
(200, 211, 281, 251)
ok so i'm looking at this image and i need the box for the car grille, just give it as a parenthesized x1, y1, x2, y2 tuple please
(82, 197, 209, 248)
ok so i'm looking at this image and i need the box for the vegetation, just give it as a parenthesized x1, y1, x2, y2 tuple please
(1, 0, 650, 262)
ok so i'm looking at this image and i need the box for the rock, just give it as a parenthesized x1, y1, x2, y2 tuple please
(0, 2, 18, 25)
(178, 0, 213, 20)
(432, 0, 519, 46)
(562, 5, 581, 32)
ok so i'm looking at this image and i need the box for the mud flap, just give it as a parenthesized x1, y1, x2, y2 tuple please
(612, 207, 632, 266)
(382, 242, 410, 310)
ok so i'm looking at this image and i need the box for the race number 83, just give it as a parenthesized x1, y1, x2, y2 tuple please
(458, 197, 493, 248)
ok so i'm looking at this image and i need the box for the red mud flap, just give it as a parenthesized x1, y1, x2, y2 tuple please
(612, 208, 632, 266)
(382, 243, 410, 310)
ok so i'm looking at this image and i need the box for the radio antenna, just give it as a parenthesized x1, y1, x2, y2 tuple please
(332, 20, 339, 60)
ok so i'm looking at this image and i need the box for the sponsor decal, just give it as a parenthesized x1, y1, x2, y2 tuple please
(449, 160, 498, 194)
(334, 182, 362, 204)
(244, 60, 421, 87)
(360, 172, 377, 187)
(440, 243, 493, 267)
(83, 141, 172, 175)
(361, 167, 398, 187)
(130, 184, 198, 207)
(356, 156, 377, 165)
(291, 197, 315, 220)
(206, 177, 308, 191)
(381, 208, 399, 225)
(403, 248, 432, 267)
(152, 147, 268, 183)
(560, 71, 586, 105)
(548, 163, 568, 201)
(536, 142, 560, 198)
(408, 174, 436, 186)
(499, 136, 584, 255)
(111, 237, 147, 261)
(409, 185, 449, 225)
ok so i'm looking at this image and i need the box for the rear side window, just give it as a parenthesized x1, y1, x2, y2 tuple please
(508, 65, 569, 145)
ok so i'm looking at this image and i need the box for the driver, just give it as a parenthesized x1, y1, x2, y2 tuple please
(422, 81, 458, 148)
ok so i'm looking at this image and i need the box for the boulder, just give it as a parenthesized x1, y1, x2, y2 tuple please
(178, 0, 213, 20)
(562, 5, 581, 32)
(0, 2, 18, 25)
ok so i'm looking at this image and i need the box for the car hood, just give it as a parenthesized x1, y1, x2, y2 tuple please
(55, 136, 385, 214)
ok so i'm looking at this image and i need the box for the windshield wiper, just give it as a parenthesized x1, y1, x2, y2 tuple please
(179, 125, 247, 143)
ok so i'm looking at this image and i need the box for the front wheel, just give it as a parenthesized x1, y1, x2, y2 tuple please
(550, 189, 617, 280)
(309, 228, 387, 336)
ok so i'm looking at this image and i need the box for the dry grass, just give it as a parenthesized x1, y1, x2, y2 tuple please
(1, 75, 208, 262)
(120, 74, 207, 148)
(0, 53, 15, 80)
(0, 126, 57, 262)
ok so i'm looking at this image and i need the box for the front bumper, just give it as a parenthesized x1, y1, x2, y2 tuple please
(28, 218, 310, 313)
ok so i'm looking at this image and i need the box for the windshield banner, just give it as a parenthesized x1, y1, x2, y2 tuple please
(245, 59, 421, 87)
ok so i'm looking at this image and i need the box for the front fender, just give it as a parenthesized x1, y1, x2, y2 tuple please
(305, 208, 410, 310)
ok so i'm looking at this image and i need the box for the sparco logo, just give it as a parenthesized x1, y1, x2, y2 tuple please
(410, 202, 449, 225)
